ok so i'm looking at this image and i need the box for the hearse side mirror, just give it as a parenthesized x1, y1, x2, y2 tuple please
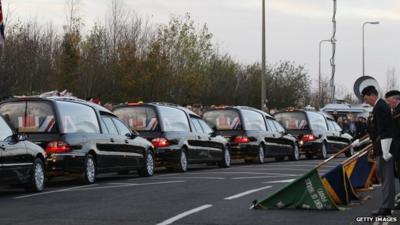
(12, 133, 27, 142)
(18, 134, 27, 141)
(126, 131, 139, 139)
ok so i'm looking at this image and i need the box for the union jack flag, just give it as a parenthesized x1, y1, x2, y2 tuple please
(0, 0, 4, 45)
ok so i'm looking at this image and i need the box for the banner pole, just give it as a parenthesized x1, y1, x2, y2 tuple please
(342, 144, 373, 166)
(315, 135, 369, 170)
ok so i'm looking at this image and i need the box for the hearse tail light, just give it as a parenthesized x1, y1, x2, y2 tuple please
(233, 136, 250, 144)
(45, 141, 72, 154)
(151, 138, 170, 148)
(301, 134, 317, 142)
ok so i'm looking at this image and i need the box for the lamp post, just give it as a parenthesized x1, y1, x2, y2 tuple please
(362, 21, 379, 76)
(261, 0, 266, 110)
(318, 39, 331, 106)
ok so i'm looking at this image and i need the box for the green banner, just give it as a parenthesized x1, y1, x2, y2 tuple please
(255, 169, 338, 210)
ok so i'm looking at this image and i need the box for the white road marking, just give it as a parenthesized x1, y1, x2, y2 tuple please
(242, 168, 331, 174)
(271, 164, 336, 168)
(262, 179, 295, 184)
(159, 171, 283, 176)
(232, 175, 298, 180)
(156, 204, 213, 225)
(241, 163, 328, 168)
(263, 168, 310, 171)
(14, 181, 184, 199)
(242, 167, 325, 172)
(74, 180, 185, 191)
(189, 171, 299, 177)
(224, 185, 273, 200)
(207, 171, 290, 175)
(154, 176, 225, 180)
(14, 184, 98, 199)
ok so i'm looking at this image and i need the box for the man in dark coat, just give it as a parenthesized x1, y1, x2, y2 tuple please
(385, 90, 400, 208)
(362, 86, 394, 215)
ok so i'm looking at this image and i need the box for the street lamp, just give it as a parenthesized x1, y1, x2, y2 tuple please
(318, 39, 331, 106)
(261, 0, 266, 110)
(362, 21, 379, 76)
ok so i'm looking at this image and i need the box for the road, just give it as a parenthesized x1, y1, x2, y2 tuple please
(0, 156, 398, 225)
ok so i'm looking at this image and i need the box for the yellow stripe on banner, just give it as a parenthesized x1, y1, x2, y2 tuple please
(354, 187, 373, 192)
(344, 158, 357, 177)
(322, 178, 342, 205)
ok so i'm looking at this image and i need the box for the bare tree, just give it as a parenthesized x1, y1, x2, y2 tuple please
(342, 93, 358, 104)
(107, 0, 130, 55)
(0, 9, 314, 108)
(65, 0, 81, 32)
(311, 77, 332, 108)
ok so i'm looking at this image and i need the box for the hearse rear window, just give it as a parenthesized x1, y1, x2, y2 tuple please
(57, 101, 100, 134)
(113, 106, 159, 131)
(0, 101, 57, 133)
(158, 106, 190, 132)
(203, 110, 242, 130)
(307, 112, 328, 131)
(241, 109, 267, 131)
(275, 112, 309, 130)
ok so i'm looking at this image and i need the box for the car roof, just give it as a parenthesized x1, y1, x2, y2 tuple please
(0, 96, 112, 114)
(274, 110, 334, 120)
(275, 109, 315, 116)
(321, 103, 372, 113)
(204, 106, 274, 119)
(113, 102, 200, 118)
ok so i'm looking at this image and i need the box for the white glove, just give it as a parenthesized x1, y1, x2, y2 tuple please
(381, 138, 393, 162)
(351, 137, 370, 148)
(351, 139, 360, 148)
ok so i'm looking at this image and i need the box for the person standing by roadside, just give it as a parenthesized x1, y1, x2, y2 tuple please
(362, 86, 395, 215)
(348, 116, 358, 137)
(342, 118, 351, 134)
(337, 117, 344, 128)
(356, 116, 368, 139)
(385, 90, 400, 209)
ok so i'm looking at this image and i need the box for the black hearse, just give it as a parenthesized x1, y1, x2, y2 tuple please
(0, 97, 155, 184)
(0, 114, 46, 192)
(203, 106, 299, 163)
(274, 110, 354, 159)
(113, 102, 231, 172)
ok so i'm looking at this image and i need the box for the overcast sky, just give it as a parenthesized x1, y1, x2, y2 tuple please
(3, 0, 400, 98)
